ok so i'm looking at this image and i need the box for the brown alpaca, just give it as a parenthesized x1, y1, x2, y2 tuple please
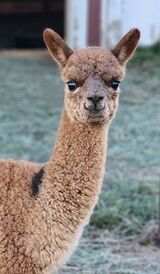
(0, 28, 140, 274)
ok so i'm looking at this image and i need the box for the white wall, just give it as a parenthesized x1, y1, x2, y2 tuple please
(101, 0, 160, 47)
(65, 0, 88, 48)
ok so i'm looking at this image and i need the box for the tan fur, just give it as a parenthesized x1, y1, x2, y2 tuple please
(0, 28, 140, 273)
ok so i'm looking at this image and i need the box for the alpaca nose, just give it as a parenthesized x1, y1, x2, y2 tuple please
(87, 95, 104, 104)
(86, 94, 105, 111)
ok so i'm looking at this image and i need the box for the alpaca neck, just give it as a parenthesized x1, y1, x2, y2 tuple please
(45, 110, 109, 223)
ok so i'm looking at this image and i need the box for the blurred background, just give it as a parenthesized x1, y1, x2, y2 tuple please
(0, 0, 160, 273)
(0, 0, 160, 49)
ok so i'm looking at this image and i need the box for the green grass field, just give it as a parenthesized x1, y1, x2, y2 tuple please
(0, 49, 160, 273)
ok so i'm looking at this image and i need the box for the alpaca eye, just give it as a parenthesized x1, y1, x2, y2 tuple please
(67, 81, 78, 91)
(109, 80, 120, 90)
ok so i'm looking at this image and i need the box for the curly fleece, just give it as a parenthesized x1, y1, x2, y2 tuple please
(0, 28, 140, 274)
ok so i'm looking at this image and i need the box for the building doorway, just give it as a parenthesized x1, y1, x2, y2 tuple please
(0, 0, 64, 49)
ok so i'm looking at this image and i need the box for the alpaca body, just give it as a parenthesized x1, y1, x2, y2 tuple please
(0, 160, 41, 273)
(0, 111, 107, 273)
(0, 28, 140, 273)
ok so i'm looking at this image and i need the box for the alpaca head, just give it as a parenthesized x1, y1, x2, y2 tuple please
(43, 28, 140, 124)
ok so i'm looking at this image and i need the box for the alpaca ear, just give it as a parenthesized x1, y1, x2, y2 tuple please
(43, 28, 73, 68)
(112, 28, 140, 65)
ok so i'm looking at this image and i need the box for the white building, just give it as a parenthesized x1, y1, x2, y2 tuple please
(66, 0, 160, 49)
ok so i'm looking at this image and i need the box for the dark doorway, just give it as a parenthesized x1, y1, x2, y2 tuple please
(0, 0, 64, 49)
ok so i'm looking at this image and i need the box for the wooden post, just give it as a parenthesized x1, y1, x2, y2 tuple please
(88, 0, 101, 46)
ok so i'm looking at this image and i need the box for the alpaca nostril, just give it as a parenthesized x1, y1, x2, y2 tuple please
(87, 95, 104, 104)
(97, 96, 104, 102)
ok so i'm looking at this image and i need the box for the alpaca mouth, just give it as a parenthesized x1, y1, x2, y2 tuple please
(84, 105, 106, 122)
(84, 104, 105, 116)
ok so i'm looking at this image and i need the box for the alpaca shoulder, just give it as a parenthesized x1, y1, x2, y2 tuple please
(0, 159, 41, 196)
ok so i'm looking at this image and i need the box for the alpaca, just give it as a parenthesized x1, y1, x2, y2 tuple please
(0, 28, 140, 274)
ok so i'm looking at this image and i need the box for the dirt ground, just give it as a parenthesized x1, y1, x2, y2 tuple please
(60, 227, 160, 274)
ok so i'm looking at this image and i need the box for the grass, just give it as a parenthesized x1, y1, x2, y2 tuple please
(0, 48, 160, 273)
(129, 42, 160, 65)
(91, 180, 158, 234)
